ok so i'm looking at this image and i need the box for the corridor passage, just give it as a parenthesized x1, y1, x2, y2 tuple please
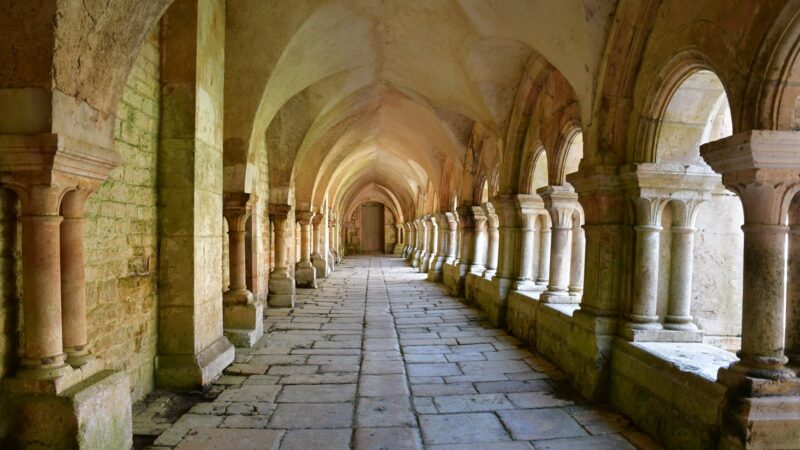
(136, 256, 658, 449)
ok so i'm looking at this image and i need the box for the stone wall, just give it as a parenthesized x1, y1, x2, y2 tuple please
(83, 27, 161, 402)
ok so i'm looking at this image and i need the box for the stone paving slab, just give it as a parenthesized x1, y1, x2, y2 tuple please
(133, 256, 662, 450)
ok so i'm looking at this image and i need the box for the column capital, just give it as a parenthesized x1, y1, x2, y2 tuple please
(296, 210, 315, 225)
(268, 203, 291, 219)
(536, 187, 578, 228)
(701, 130, 800, 224)
(223, 193, 253, 231)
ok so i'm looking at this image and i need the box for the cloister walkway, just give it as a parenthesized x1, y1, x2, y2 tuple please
(134, 256, 660, 449)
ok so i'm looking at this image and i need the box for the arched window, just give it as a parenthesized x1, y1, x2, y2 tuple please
(654, 69, 742, 352)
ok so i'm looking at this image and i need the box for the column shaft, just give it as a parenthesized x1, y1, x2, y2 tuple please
(664, 226, 697, 330)
(21, 214, 69, 376)
(628, 225, 662, 329)
(568, 225, 585, 294)
(546, 226, 572, 293)
(536, 228, 550, 284)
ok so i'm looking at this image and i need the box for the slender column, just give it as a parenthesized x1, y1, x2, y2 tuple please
(625, 197, 667, 332)
(406, 222, 417, 262)
(272, 214, 288, 273)
(311, 215, 322, 258)
(663, 199, 702, 330)
(15, 184, 72, 379)
(535, 221, 550, 285)
(457, 206, 478, 273)
(568, 214, 585, 297)
(445, 212, 458, 264)
(415, 219, 426, 268)
(223, 195, 253, 302)
(423, 215, 438, 273)
(222, 194, 263, 347)
(60, 186, 98, 367)
(295, 210, 316, 288)
(428, 213, 446, 280)
(471, 208, 488, 273)
(514, 195, 542, 291)
(269, 204, 295, 307)
(483, 205, 499, 278)
(539, 187, 579, 302)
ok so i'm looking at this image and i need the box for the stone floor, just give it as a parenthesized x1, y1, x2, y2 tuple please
(134, 256, 662, 449)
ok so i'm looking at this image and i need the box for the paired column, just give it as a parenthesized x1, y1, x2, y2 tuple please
(295, 210, 317, 288)
(268, 204, 295, 307)
(539, 187, 580, 303)
(413, 219, 426, 268)
(405, 222, 417, 262)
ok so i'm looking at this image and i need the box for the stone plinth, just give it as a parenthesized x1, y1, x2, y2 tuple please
(156, 336, 234, 388)
(3, 370, 133, 449)
(269, 271, 296, 308)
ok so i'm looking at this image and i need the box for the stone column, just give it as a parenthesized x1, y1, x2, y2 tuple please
(487, 196, 521, 327)
(311, 213, 329, 279)
(60, 186, 97, 368)
(624, 196, 667, 334)
(295, 210, 317, 288)
(423, 215, 438, 273)
(16, 184, 72, 380)
(514, 195, 543, 291)
(393, 223, 404, 255)
(702, 132, 796, 379)
(405, 222, 416, 262)
(428, 213, 446, 281)
(539, 186, 579, 303)
(568, 213, 585, 299)
(664, 199, 703, 331)
(446, 212, 458, 265)
(327, 215, 336, 269)
(413, 219, 425, 268)
(535, 219, 551, 286)
(269, 204, 295, 307)
(702, 131, 800, 449)
(483, 204, 499, 278)
(471, 207, 488, 273)
(457, 207, 476, 273)
(222, 193, 263, 347)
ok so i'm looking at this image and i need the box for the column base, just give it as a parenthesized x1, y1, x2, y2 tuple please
(312, 254, 329, 279)
(269, 273, 296, 307)
(155, 336, 235, 389)
(223, 301, 264, 348)
(540, 290, 578, 304)
(513, 279, 544, 292)
(295, 262, 317, 288)
(2, 369, 133, 449)
(717, 368, 800, 449)
(427, 258, 444, 282)
(327, 252, 335, 272)
(393, 244, 404, 255)
(621, 326, 704, 343)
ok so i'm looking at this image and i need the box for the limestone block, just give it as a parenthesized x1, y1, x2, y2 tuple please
(223, 302, 264, 348)
(269, 275, 296, 308)
(2, 370, 133, 449)
(295, 263, 317, 289)
(155, 336, 234, 389)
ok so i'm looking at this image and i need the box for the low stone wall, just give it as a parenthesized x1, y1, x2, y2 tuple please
(441, 263, 460, 296)
(609, 342, 733, 450)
